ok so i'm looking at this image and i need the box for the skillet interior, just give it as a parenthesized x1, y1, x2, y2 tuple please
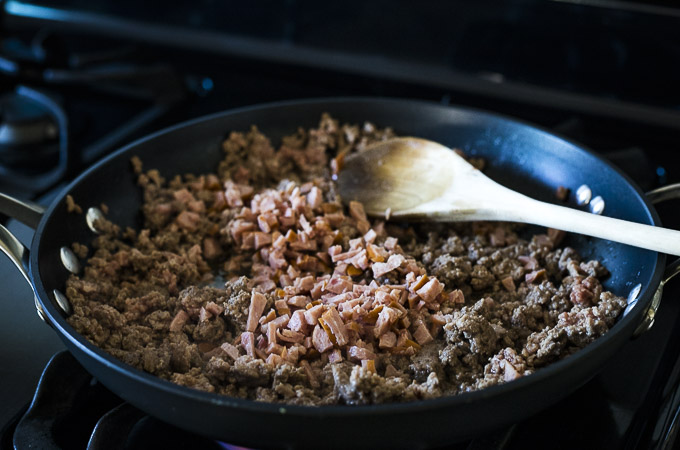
(30, 98, 664, 448)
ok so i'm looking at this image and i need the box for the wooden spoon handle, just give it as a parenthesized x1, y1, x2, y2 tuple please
(496, 197, 680, 256)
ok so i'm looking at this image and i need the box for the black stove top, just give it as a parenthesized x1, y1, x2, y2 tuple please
(2, 2, 680, 449)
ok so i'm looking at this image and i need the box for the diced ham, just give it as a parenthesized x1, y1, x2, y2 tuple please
(277, 328, 305, 343)
(205, 301, 224, 316)
(449, 289, 465, 304)
(270, 314, 290, 328)
(416, 278, 444, 302)
(176, 211, 200, 231)
(348, 346, 376, 361)
(384, 237, 398, 250)
(241, 332, 256, 357)
(199, 307, 211, 322)
(202, 237, 222, 260)
(287, 295, 309, 308)
(188, 200, 205, 213)
(304, 304, 324, 325)
(374, 306, 398, 337)
(288, 310, 308, 333)
(326, 276, 353, 294)
(299, 214, 314, 235)
(372, 254, 405, 277)
(331, 248, 362, 263)
(266, 353, 283, 366)
(294, 275, 315, 293)
(379, 331, 397, 349)
(363, 228, 377, 244)
(266, 321, 278, 344)
(504, 361, 521, 381)
(348, 250, 369, 270)
(253, 232, 272, 250)
(526, 269, 547, 284)
(366, 243, 388, 262)
(324, 212, 345, 227)
(220, 342, 240, 360)
(490, 226, 506, 247)
(246, 291, 268, 332)
(518, 255, 539, 270)
(413, 323, 433, 345)
(312, 324, 334, 353)
(501, 276, 516, 292)
(328, 348, 343, 363)
(306, 187, 323, 210)
(322, 307, 349, 346)
(169, 310, 189, 332)
(173, 188, 195, 204)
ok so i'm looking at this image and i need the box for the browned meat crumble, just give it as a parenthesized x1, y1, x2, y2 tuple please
(65, 114, 627, 405)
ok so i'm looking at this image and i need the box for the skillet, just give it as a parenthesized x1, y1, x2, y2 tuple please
(1, 97, 678, 449)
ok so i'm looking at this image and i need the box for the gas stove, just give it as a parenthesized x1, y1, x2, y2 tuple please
(2, 1, 680, 449)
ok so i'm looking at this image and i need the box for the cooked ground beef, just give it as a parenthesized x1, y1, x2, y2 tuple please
(65, 114, 627, 405)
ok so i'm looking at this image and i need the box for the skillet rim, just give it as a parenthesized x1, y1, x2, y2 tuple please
(29, 96, 666, 418)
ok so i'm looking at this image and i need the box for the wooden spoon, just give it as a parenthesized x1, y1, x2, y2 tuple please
(336, 137, 680, 256)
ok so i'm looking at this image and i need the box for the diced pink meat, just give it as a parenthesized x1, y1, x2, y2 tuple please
(173, 188, 195, 204)
(241, 332, 256, 357)
(294, 275, 315, 293)
(199, 307, 211, 322)
(449, 289, 465, 304)
(504, 361, 521, 381)
(205, 301, 224, 316)
(501, 276, 516, 292)
(324, 212, 345, 227)
(288, 310, 308, 333)
(328, 348, 343, 363)
(202, 237, 222, 260)
(413, 322, 434, 345)
(326, 276, 353, 294)
(306, 187, 323, 210)
(322, 307, 349, 346)
(287, 295, 309, 308)
(378, 331, 397, 349)
(277, 328, 305, 343)
(299, 214, 314, 235)
(266, 321, 278, 344)
(348, 346, 376, 361)
(176, 211, 200, 231)
(220, 342, 240, 360)
(312, 325, 334, 353)
(304, 304, 324, 325)
(416, 278, 444, 302)
(252, 232, 271, 250)
(266, 353, 283, 366)
(363, 228, 377, 244)
(384, 237, 398, 250)
(373, 306, 398, 337)
(518, 255, 539, 270)
(246, 291, 268, 332)
(169, 310, 189, 332)
(331, 248, 362, 263)
(372, 254, 405, 277)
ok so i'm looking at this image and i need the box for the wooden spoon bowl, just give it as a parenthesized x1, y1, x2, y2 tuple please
(337, 137, 680, 256)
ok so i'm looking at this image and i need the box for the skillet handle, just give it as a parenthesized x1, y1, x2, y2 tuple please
(0, 193, 49, 324)
(633, 183, 680, 337)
